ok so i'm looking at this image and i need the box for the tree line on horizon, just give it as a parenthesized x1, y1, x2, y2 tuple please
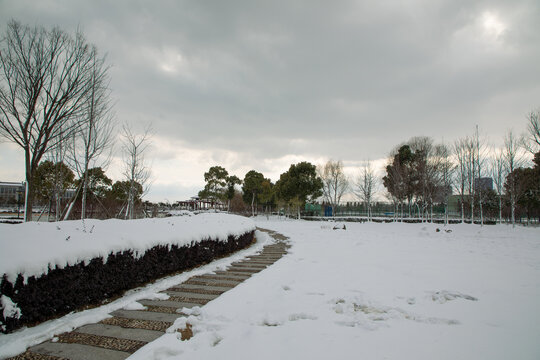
(196, 114, 540, 226)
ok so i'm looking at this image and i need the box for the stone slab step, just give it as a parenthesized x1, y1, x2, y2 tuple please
(167, 295, 211, 305)
(189, 275, 242, 282)
(167, 285, 228, 295)
(138, 299, 202, 309)
(249, 257, 282, 262)
(247, 254, 279, 258)
(243, 259, 278, 264)
(226, 267, 262, 273)
(183, 279, 239, 287)
(198, 274, 247, 282)
(169, 283, 232, 292)
(234, 263, 273, 268)
(6, 351, 67, 360)
(110, 309, 181, 323)
(75, 323, 162, 343)
(248, 254, 282, 259)
(99, 317, 171, 332)
(163, 290, 219, 300)
(235, 260, 274, 265)
(29, 341, 130, 360)
(55, 332, 146, 353)
(211, 271, 254, 278)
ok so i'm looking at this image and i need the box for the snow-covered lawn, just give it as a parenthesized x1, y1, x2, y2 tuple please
(131, 219, 540, 360)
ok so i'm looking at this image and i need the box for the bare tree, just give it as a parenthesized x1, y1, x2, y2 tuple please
(434, 143, 453, 225)
(66, 55, 115, 219)
(490, 148, 506, 224)
(51, 138, 67, 221)
(0, 21, 106, 221)
(503, 130, 524, 228)
(354, 160, 378, 221)
(524, 109, 540, 154)
(121, 124, 152, 220)
(473, 126, 488, 226)
(463, 135, 477, 223)
(318, 160, 349, 216)
(453, 138, 468, 223)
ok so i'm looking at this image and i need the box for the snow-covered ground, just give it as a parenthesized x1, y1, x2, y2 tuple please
(131, 219, 540, 360)
(1, 218, 538, 359)
(0, 213, 254, 283)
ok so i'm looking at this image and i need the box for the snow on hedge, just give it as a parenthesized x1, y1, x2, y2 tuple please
(0, 213, 255, 283)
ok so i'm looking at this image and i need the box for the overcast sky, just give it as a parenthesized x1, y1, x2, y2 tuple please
(1, 0, 539, 202)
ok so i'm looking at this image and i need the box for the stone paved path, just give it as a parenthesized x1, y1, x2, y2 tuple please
(8, 228, 288, 360)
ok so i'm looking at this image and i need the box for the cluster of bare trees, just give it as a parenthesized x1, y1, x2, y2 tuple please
(382, 137, 453, 223)
(316, 112, 539, 227)
(0, 21, 152, 222)
(383, 116, 539, 226)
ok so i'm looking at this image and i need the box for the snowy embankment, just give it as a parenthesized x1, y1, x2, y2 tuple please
(0, 213, 255, 333)
(131, 219, 540, 360)
(0, 213, 254, 283)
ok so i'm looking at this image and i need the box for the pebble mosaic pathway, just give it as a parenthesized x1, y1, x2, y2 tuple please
(8, 228, 289, 360)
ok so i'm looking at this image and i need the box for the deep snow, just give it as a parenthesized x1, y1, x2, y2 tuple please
(0, 213, 255, 283)
(1, 217, 539, 360)
(130, 219, 540, 360)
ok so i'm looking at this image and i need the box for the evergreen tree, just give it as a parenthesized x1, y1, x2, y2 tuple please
(199, 166, 229, 202)
(242, 170, 265, 216)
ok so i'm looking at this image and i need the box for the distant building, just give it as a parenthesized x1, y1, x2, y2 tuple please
(175, 196, 226, 211)
(1, 181, 77, 208)
(475, 177, 493, 192)
(0, 182, 25, 206)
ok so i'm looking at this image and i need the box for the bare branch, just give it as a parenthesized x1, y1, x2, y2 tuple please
(317, 160, 349, 215)
(0, 20, 110, 221)
(120, 122, 152, 219)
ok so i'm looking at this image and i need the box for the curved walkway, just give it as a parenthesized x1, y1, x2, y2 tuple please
(9, 228, 289, 360)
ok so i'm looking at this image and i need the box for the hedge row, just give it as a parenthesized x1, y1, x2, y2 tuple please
(0, 230, 254, 333)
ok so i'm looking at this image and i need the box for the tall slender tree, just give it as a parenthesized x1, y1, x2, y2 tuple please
(121, 124, 152, 219)
(318, 160, 349, 216)
(354, 160, 378, 221)
(67, 54, 115, 219)
(0, 21, 109, 221)
(491, 149, 506, 224)
(504, 130, 524, 227)
(453, 138, 469, 222)
(225, 175, 242, 212)
(242, 170, 265, 216)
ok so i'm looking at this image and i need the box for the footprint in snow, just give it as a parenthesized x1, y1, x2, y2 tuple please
(430, 290, 478, 303)
(289, 313, 318, 321)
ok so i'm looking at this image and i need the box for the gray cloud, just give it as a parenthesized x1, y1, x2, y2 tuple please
(1, 0, 539, 200)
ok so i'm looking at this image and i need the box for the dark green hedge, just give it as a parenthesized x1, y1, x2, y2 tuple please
(0, 230, 254, 333)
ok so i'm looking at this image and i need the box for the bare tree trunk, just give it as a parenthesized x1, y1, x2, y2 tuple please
(24, 165, 33, 222)
(504, 131, 524, 229)
(121, 124, 152, 220)
(499, 196, 502, 224)
(251, 192, 255, 217)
